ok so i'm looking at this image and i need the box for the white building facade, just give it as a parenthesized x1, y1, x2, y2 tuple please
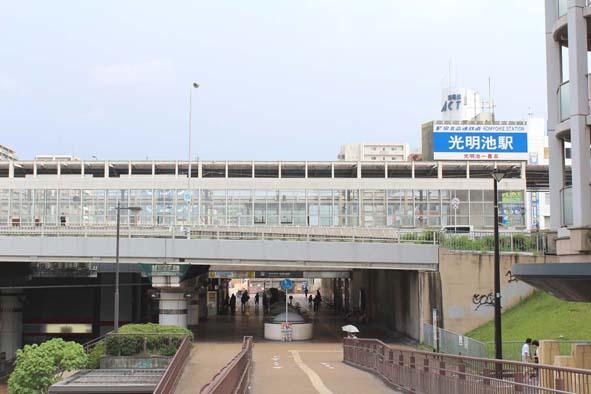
(545, 0, 591, 255)
(338, 143, 409, 161)
(0, 145, 17, 161)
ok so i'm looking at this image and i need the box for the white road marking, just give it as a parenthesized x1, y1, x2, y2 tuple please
(272, 355, 282, 369)
(289, 350, 334, 394)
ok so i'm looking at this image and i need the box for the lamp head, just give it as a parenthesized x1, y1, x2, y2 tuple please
(492, 169, 505, 183)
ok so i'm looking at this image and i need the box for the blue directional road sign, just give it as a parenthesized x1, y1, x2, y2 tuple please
(280, 278, 293, 290)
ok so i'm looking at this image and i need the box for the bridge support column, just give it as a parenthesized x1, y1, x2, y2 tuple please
(159, 290, 188, 328)
(0, 291, 23, 361)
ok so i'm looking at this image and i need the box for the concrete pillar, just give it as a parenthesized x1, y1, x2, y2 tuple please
(0, 291, 23, 361)
(572, 343, 591, 369)
(539, 340, 560, 365)
(539, 340, 561, 388)
(159, 290, 188, 328)
(567, 0, 591, 227)
(546, 0, 564, 231)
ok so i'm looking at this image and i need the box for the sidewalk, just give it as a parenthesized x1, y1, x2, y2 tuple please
(174, 342, 242, 393)
(250, 342, 399, 394)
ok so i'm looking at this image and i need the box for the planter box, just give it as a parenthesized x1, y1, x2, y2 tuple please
(100, 356, 171, 369)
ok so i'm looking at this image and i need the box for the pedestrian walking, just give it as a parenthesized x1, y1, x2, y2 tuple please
(262, 292, 268, 314)
(521, 338, 532, 363)
(308, 294, 313, 307)
(230, 294, 236, 314)
(255, 292, 260, 308)
(304, 286, 308, 299)
(289, 295, 293, 306)
(532, 340, 540, 364)
(313, 290, 322, 312)
(241, 291, 249, 312)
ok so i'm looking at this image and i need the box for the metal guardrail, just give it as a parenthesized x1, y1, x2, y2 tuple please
(82, 331, 110, 354)
(0, 224, 546, 253)
(423, 323, 488, 358)
(344, 338, 591, 393)
(154, 335, 192, 394)
(0, 224, 438, 244)
(439, 231, 546, 255)
(200, 336, 253, 394)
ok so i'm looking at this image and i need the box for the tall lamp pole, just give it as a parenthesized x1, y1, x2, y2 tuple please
(188, 82, 200, 181)
(114, 202, 141, 332)
(492, 168, 505, 360)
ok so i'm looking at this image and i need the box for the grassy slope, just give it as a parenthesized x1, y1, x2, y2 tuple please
(467, 291, 591, 342)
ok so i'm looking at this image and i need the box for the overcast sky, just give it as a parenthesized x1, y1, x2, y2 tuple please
(0, 1, 546, 161)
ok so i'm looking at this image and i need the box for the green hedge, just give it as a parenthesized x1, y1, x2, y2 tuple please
(105, 323, 192, 356)
(87, 323, 192, 365)
(86, 341, 105, 369)
(441, 234, 539, 253)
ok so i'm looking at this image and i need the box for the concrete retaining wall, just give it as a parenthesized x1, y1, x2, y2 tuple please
(436, 250, 546, 334)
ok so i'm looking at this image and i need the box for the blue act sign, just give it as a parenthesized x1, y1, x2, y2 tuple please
(280, 278, 293, 290)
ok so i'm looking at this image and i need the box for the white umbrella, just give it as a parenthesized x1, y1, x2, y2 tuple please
(341, 325, 360, 333)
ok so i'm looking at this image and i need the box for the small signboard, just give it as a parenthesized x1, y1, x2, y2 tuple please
(281, 322, 293, 342)
(280, 278, 294, 290)
(139, 263, 189, 278)
(256, 271, 303, 279)
(208, 271, 255, 279)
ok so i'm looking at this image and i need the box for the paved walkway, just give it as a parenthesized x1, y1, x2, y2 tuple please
(175, 294, 401, 393)
(175, 343, 242, 393)
(250, 342, 398, 394)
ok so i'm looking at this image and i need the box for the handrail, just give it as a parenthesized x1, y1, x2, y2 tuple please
(153, 335, 192, 394)
(82, 331, 111, 353)
(200, 336, 254, 394)
(344, 338, 591, 393)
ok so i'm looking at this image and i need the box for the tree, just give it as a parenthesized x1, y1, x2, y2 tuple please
(8, 338, 88, 394)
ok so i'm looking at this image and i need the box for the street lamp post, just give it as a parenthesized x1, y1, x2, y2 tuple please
(492, 168, 505, 361)
(188, 82, 200, 181)
(114, 202, 141, 332)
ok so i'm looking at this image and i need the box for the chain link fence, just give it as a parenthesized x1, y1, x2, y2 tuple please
(423, 323, 487, 358)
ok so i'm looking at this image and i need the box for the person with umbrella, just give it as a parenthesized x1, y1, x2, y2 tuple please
(342, 325, 359, 338)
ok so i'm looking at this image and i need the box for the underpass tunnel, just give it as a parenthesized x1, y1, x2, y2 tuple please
(318, 268, 440, 342)
(177, 270, 360, 342)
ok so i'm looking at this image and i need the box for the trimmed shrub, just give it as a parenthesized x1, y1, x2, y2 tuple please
(86, 341, 105, 369)
(104, 323, 192, 356)
(8, 338, 87, 394)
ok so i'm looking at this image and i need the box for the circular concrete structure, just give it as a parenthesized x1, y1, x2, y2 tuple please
(264, 310, 313, 341)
